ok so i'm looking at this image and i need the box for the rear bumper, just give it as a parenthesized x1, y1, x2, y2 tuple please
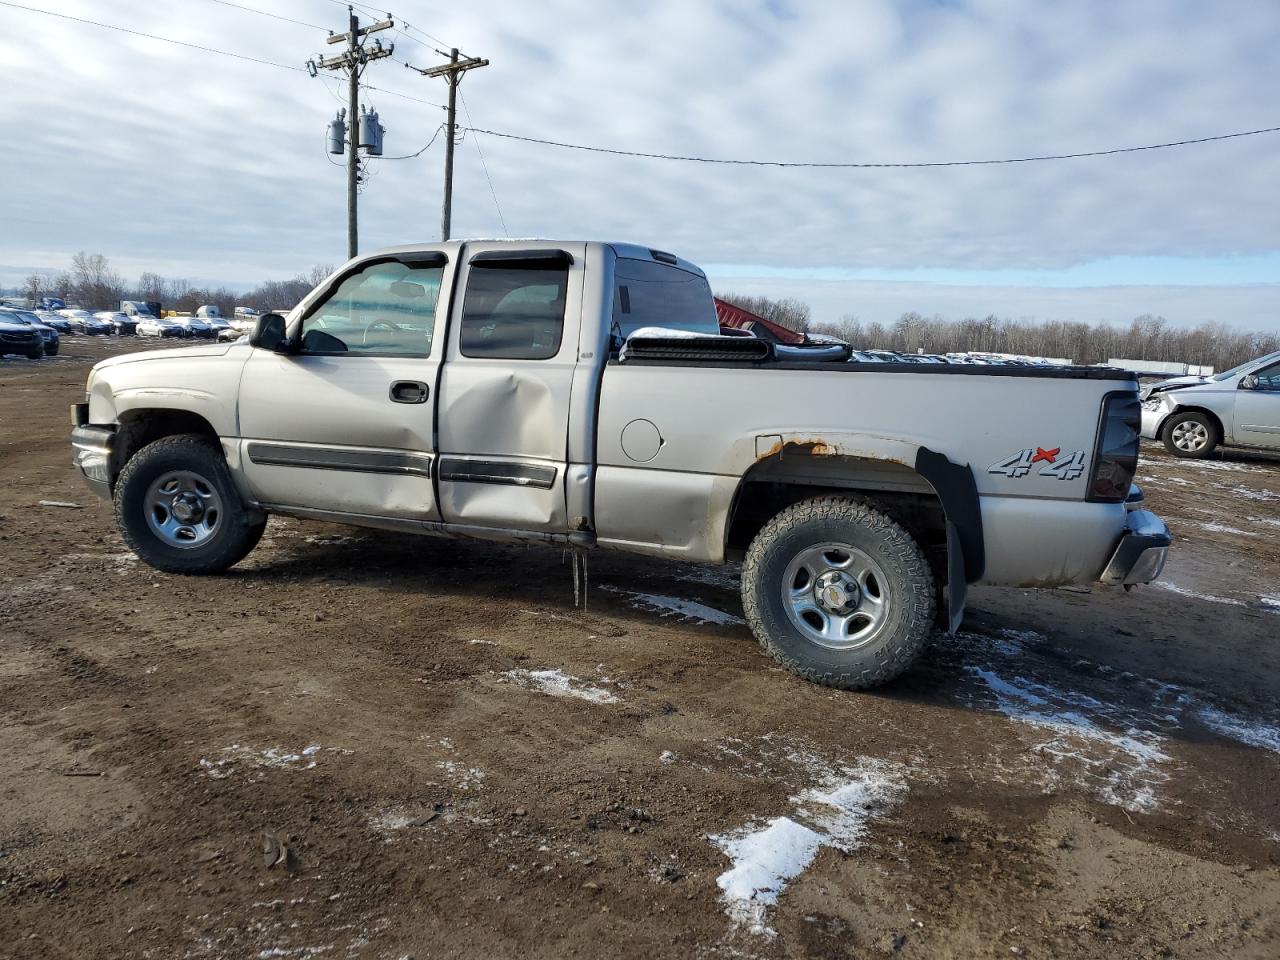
(70, 406, 114, 501)
(1099, 508, 1171, 585)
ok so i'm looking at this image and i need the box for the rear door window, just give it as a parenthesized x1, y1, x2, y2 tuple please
(460, 258, 568, 360)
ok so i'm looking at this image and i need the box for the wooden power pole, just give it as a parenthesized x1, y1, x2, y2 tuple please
(309, 7, 395, 259)
(409, 48, 489, 241)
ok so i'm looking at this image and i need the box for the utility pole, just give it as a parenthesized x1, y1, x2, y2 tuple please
(408, 48, 489, 241)
(308, 7, 395, 259)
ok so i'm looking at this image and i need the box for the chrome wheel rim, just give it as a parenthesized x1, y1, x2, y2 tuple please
(782, 542, 891, 650)
(1171, 420, 1209, 452)
(144, 470, 223, 548)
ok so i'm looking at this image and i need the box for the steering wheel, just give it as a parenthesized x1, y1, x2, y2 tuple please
(362, 319, 398, 345)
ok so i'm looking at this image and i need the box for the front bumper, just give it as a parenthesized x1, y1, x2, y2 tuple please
(70, 404, 114, 501)
(1099, 508, 1171, 585)
(1140, 400, 1165, 440)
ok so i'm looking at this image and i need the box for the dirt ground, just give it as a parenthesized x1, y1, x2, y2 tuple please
(2, 337, 1278, 960)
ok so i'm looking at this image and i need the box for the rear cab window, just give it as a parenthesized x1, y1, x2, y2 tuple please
(612, 257, 719, 343)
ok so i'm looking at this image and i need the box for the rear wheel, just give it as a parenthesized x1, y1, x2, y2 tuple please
(741, 497, 935, 690)
(1162, 410, 1218, 458)
(114, 434, 265, 573)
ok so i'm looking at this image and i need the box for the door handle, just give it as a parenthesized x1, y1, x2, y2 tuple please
(389, 380, 430, 404)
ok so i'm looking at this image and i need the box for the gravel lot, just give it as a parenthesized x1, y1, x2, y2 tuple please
(2, 337, 1278, 959)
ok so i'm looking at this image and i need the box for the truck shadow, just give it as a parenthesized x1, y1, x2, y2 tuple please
(247, 522, 1279, 762)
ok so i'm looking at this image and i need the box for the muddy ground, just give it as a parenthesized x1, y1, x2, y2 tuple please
(1, 337, 1278, 960)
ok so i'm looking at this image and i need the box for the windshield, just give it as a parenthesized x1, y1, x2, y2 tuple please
(1213, 350, 1280, 381)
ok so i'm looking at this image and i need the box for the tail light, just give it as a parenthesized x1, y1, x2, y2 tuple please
(1088, 392, 1141, 502)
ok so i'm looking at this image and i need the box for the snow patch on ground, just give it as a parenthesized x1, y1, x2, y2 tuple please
(1196, 707, 1280, 754)
(1143, 458, 1251, 473)
(501, 668, 619, 704)
(1150, 580, 1246, 606)
(602, 585, 744, 625)
(1249, 516, 1280, 528)
(966, 667, 1172, 811)
(671, 565, 742, 590)
(1197, 522, 1256, 536)
(710, 759, 907, 938)
(435, 759, 486, 790)
(200, 744, 321, 779)
(1230, 485, 1279, 502)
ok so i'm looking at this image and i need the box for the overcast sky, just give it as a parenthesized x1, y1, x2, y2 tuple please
(1, 0, 1277, 327)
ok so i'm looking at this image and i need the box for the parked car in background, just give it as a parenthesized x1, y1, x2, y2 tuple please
(36, 311, 71, 333)
(204, 316, 234, 338)
(1141, 350, 1280, 457)
(137, 316, 191, 338)
(217, 323, 247, 342)
(94, 311, 138, 336)
(0, 313, 44, 359)
(60, 309, 112, 335)
(0, 307, 59, 356)
(167, 315, 215, 339)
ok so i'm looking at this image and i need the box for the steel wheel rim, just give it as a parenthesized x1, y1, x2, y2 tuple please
(1172, 421, 1208, 451)
(144, 470, 223, 549)
(782, 541, 891, 650)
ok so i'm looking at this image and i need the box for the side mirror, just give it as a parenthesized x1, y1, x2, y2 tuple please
(248, 313, 289, 352)
(1240, 374, 1259, 390)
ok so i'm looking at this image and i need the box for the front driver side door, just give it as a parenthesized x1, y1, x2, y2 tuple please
(1235, 361, 1280, 449)
(237, 252, 453, 521)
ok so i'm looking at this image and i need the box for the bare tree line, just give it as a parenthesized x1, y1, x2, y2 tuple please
(20, 253, 332, 318)
(12, 259, 1276, 370)
(718, 294, 1280, 370)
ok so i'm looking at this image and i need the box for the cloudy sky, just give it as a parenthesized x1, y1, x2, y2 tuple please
(1, 0, 1277, 327)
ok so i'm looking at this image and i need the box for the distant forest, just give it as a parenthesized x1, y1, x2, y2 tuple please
(12, 254, 1276, 371)
(17, 252, 332, 322)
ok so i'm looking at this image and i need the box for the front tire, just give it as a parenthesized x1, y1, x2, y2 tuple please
(1161, 410, 1218, 458)
(741, 497, 935, 690)
(114, 434, 265, 573)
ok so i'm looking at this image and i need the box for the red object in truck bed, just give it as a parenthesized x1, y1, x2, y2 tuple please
(714, 298, 806, 344)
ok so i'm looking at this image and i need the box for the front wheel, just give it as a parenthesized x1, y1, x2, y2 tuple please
(1161, 410, 1218, 458)
(114, 434, 265, 573)
(741, 497, 935, 690)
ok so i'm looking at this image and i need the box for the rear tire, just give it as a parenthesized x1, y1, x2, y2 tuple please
(741, 497, 935, 690)
(114, 434, 265, 574)
(1161, 410, 1218, 458)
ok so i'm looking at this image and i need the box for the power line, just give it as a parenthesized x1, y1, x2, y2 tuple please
(200, 0, 328, 32)
(364, 82, 445, 109)
(372, 123, 445, 160)
(0, 0, 306, 71)
(460, 92, 508, 237)
(461, 123, 1280, 168)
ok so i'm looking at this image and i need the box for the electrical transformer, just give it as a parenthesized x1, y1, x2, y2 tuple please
(327, 109, 347, 155)
(358, 106, 385, 156)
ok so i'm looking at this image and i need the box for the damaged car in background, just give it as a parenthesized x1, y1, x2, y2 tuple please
(71, 240, 1170, 691)
(1141, 350, 1280, 457)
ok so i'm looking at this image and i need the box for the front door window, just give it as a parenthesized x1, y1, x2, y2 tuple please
(300, 260, 443, 356)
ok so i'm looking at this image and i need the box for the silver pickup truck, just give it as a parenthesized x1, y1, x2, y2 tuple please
(71, 241, 1170, 689)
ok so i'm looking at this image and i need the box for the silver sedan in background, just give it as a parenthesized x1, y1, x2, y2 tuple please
(1141, 350, 1280, 457)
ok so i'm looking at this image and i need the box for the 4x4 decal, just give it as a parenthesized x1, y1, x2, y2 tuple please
(988, 447, 1087, 480)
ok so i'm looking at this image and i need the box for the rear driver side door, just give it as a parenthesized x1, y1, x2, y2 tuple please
(237, 252, 452, 521)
